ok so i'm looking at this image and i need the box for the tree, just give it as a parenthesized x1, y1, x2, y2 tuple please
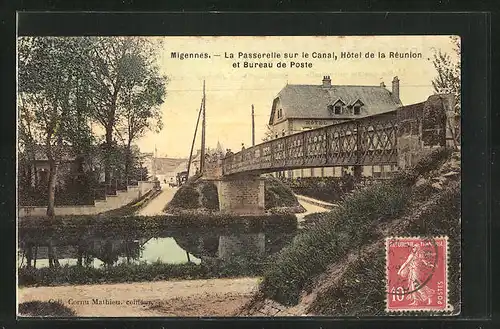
(431, 36, 461, 148)
(432, 36, 461, 114)
(116, 62, 166, 182)
(18, 37, 95, 218)
(83, 37, 166, 186)
(262, 124, 275, 142)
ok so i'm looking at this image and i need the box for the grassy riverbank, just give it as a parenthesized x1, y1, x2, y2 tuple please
(242, 148, 461, 316)
(19, 213, 298, 232)
(19, 258, 267, 287)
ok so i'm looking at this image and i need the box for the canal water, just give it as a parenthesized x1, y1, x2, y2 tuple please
(18, 217, 298, 269)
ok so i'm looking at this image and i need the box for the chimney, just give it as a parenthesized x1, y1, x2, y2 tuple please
(392, 76, 400, 100)
(322, 75, 331, 88)
(380, 82, 386, 88)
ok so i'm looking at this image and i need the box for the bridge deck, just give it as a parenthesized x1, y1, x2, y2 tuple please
(221, 96, 448, 176)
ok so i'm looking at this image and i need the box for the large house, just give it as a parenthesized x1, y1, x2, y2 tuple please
(268, 75, 403, 178)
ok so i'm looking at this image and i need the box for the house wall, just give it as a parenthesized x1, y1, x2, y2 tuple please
(270, 120, 289, 139)
(289, 118, 341, 134)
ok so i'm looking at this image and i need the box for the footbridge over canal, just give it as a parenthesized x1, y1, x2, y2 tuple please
(204, 94, 458, 215)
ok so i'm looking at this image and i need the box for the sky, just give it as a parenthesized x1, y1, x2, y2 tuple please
(135, 36, 459, 158)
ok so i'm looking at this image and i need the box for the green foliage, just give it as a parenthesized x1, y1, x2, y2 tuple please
(308, 248, 386, 316)
(18, 259, 265, 287)
(166, 185, 200, 211)
(308, 182, 461, 316)
(279, 176, 349, 203)
(260, 182, 410, 305)
(254, 153, 461, 316)
(19, 213, 298, 235)
(392, 147, 452, 186)
(258, 149, 456, 307)
(19, 300, 77, 317)
(264, 176, 301, 209)
(431, 36, 461, 114)
(18, 37, 96, 155)
(199, 181, 220, 210)
(17, 37, 168, 212)
(165, 176, 300, 213)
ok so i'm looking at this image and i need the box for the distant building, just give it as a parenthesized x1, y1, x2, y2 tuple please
(268, 75, 402, 178)
(19, 145, 90, 189)
(148, 156, 188, 183)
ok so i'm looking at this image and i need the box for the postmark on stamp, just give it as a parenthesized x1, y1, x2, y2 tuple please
(386, 236, 450, 313)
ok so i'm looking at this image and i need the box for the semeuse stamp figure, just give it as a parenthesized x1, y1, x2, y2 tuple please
(386, 236, 450, 313)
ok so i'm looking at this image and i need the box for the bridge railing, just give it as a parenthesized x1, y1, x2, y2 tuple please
(222, 95, 450, 176)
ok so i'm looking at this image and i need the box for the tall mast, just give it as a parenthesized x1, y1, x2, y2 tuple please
(251, 104, 255, 146)
(200, 80, 206, 174)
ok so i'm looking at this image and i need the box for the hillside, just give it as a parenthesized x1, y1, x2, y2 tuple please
(238, 148, 461, 316)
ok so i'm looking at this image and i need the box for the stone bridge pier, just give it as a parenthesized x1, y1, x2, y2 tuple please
(214, 174, 265, 215)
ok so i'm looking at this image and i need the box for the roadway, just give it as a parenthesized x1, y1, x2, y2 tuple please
(136, 185, 177, 216)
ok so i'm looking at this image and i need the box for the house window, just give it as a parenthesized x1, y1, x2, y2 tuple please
(277, 108, 283, 119)
(354, 105, 361, 115)
(334, 105, 342, 114)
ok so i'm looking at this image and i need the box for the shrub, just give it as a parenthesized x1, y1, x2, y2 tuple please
(165, 185, 200, 211)
(392, 147, 452, 187)
(18, 300, 77, 317)
(264, 176, 301, 209)
(199, 181, 219, 210)
(18, 258, 268, 287)
(278, 176, 353, 203)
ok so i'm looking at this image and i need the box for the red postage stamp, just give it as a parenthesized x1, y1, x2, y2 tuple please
(386, 236, 449, 313)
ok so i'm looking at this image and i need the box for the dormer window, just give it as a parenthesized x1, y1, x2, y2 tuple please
(350, 99, 364, 115)
(330, 98, 346, 116)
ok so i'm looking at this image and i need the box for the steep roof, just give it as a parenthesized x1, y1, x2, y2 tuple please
(269, 84, 402, 124)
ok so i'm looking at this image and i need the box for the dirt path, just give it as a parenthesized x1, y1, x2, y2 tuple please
(296, 197, 332, 222)
(19, 277, 259, 317)
(137, 185, 177, 216)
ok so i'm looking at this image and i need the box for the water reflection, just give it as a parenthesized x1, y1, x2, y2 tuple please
(18, 221, 297, 269)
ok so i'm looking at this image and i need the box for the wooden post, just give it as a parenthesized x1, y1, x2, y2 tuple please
(252, 104, 255, 146)
(200, 80, 206, 174)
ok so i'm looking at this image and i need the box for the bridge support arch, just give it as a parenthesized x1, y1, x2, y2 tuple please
(215, 174, 265, 215)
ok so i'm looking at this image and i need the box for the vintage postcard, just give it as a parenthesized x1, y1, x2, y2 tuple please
(17, 35, 461, 317)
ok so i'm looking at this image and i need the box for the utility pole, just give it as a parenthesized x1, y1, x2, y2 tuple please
(187, 104, 203, 179)
(200, 80, 206, 174)
(251, 104, 255, 146)
(153, 145, 157, 180)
